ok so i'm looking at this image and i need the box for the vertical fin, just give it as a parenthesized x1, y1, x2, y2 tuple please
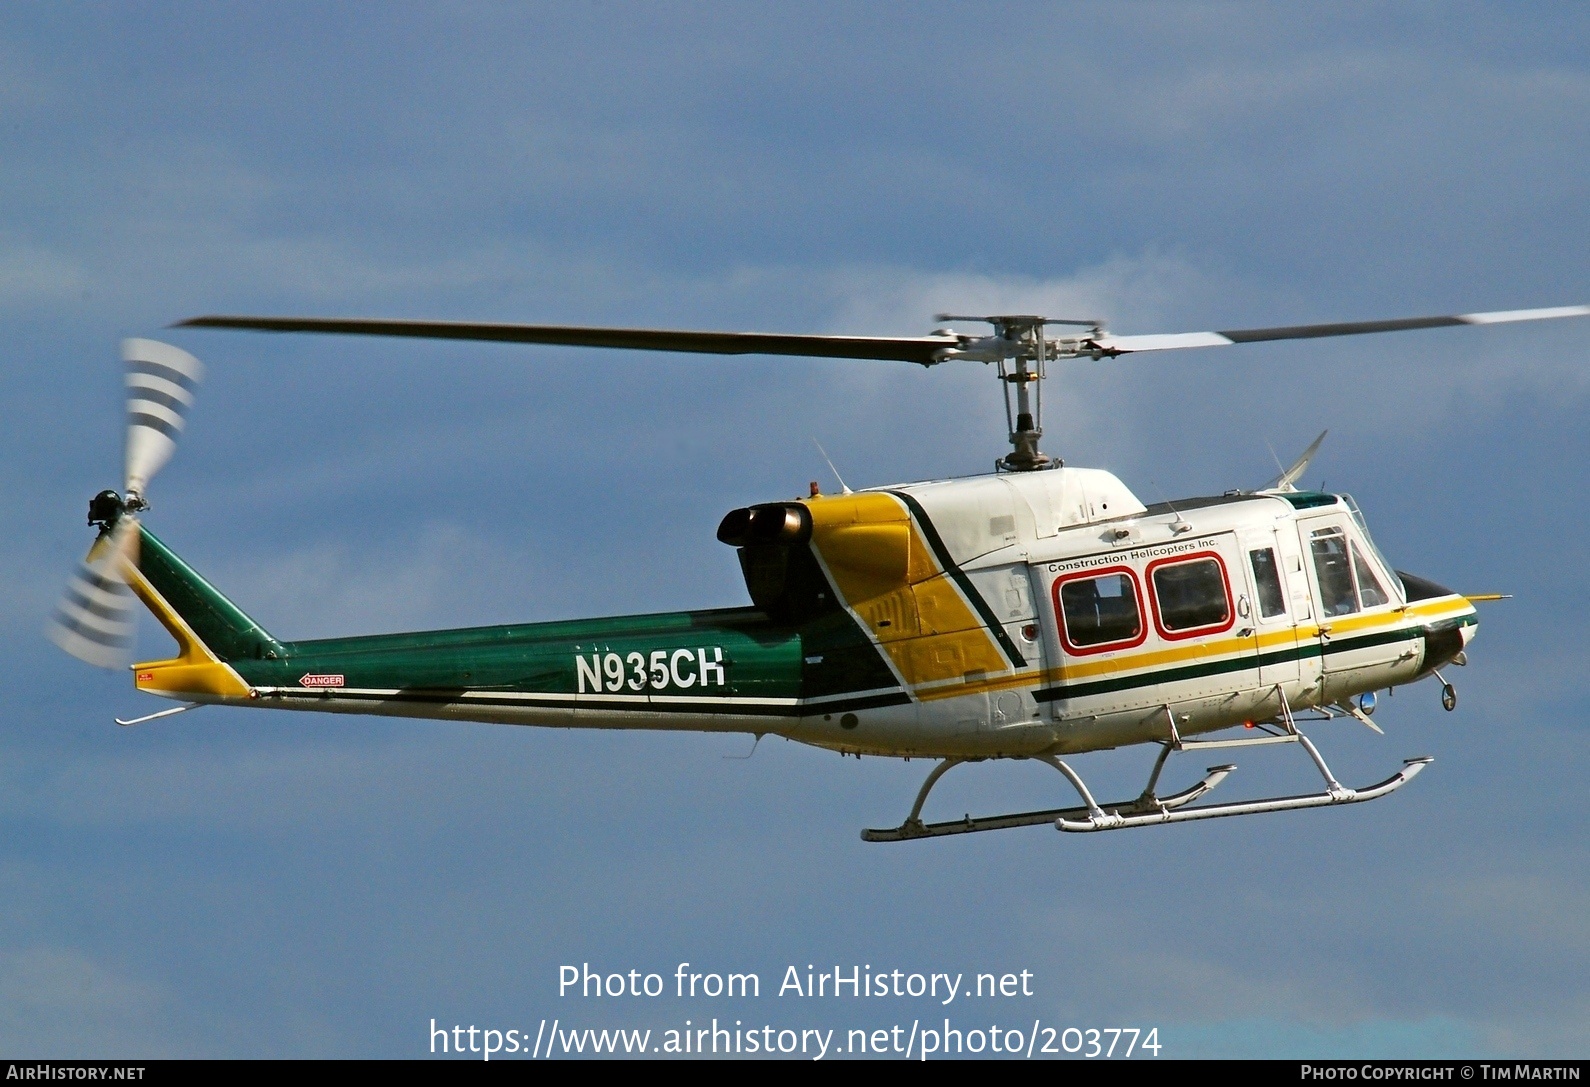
(130, 525, 282, 663)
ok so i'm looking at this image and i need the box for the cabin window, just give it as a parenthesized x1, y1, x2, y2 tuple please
(1342, 494, 1403, 603)
(1351, 541, 1390, 608)
(1248, 548, 1287, 618)
(1150, 556, 1233, 636)
(1310, 529, 1358, 616)
(1057, 570, 1144, 650)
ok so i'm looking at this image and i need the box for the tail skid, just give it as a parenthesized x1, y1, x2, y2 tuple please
(115, 701, 204, 726)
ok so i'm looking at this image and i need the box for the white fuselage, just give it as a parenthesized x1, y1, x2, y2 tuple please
(781, 468, 1476, 758)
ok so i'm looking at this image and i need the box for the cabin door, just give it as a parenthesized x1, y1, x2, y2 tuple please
(1295, 512, 1405, 702)
(1235, 525, 1301, 691)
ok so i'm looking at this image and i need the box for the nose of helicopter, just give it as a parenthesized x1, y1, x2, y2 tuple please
(1459, 612, 1478, 645)
(1397, 570, 1478, 672)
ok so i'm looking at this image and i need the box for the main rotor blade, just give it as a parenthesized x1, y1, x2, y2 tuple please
(1093, 304, 1590, 356)
(176, 315, 955, 365)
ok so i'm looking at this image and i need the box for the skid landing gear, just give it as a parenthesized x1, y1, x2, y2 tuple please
(862, 714, 1433, 842)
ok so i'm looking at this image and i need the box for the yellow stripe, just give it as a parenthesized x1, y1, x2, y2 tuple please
(914, 667, 1042, 703)
(120, 557, 250, 699)
(1312, 597, 1472, 637)
(1057, 599, 1471, 684)
(914, 594, 1477, 704)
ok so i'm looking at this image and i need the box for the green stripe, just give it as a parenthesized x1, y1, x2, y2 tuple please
(886, 491, 1027, 668)
(1035, 620, 1469, 703)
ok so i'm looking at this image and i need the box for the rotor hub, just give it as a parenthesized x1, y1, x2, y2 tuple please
(935, 314, 1103, 472)
(87, 489, 126, 529)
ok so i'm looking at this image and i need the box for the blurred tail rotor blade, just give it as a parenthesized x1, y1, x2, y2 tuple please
(47, 520, 140, 669)
(123, 338, 203, 506)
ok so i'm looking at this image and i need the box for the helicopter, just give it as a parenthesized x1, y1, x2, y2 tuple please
(49, 302, 1587, 841)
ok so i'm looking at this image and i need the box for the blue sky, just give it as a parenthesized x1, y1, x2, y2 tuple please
(2, 2, 1587, 1058)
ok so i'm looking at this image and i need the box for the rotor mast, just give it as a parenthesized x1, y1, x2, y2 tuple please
(934, 314, 1101, 472)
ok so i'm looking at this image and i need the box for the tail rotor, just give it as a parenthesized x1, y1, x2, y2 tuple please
(47, 516, 139, 668)
(124, 338, 203, 509)
(47, 339, 204, 668)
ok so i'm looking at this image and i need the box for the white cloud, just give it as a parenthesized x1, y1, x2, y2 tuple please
(1171, 1014, 1480, 1059)
(0, 743, 423, 830)
(822, 254, 1225, 336)
(204, 521, 547, 638)
(0, 946, 167, 1055)
(0, 40, 54, 116)
(0, 243, 86, 309)
(1434, 870, 1590, 958)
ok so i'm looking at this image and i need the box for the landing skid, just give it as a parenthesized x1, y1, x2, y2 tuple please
(862, 714, 1433, 842)
(861, 756, 1234, 842)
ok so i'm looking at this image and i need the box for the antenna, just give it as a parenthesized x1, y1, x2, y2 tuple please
(1264, 439, 1286, 478)
(1151, 481, 1194, 535)
(812, 439, 853, 494)
(723, 733, 764, 760)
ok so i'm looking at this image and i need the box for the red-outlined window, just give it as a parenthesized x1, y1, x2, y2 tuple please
(1147, 553, 1235, 641)
(1053, 566, 1148, 655)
